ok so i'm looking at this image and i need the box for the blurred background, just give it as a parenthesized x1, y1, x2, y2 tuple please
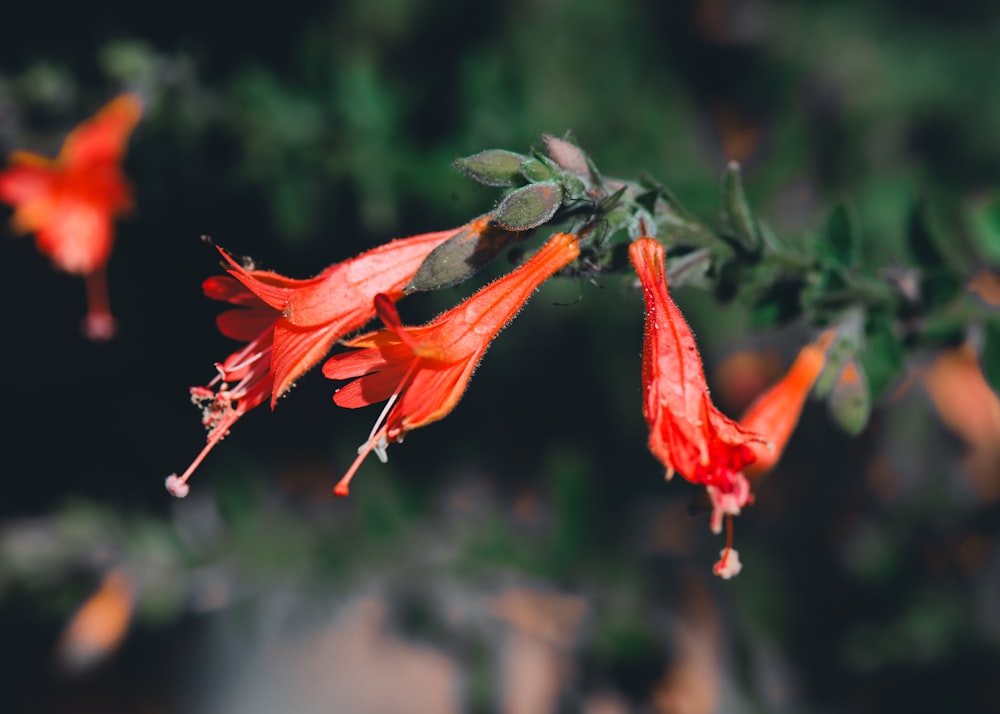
(2, 0, 999, 712)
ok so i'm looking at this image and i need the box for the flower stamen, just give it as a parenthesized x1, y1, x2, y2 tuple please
(712, 516, 742, 579)
(336, 357, 423, 496)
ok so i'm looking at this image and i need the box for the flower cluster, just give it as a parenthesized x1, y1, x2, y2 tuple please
(0, 110, 843, 577)
(166, 220, 494, 497)
(164, 219, 829, 578)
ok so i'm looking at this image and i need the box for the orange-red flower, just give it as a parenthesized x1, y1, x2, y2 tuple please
(0, 94, 142, 339)
(323, 232, 581, 496)
(629, 236, 767, 578)
(740, 329, 836, 480)
(631, 236, 839, 578)
(165, 225, 470, 498)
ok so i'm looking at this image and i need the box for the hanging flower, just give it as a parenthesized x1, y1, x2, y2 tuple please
(323, 232, 581, 496)
(740, 329, 836, 480)
(165, 225, 472, 498)
(629, 235, 768, 578)
(0, 94, 142, 339)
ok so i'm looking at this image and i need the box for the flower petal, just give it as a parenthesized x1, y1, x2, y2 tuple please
(270, 320, 351, 403)
(61, 94, 143, 167)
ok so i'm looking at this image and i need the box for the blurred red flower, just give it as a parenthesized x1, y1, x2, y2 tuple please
(0, 94, 142, 339)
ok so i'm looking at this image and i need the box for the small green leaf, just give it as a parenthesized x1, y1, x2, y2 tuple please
(721, 161, 760, 252)
(598, 185, 628, 214)
(814, 313, 864, 399)
(824, 201, 859, 267)
(665, 248, 713, 288)
(560, 174, 590, 202)
(757, 221, 793, 254)
(406, 221, 527, 292)
(828, 360, 871, 435)
(634, 188, 659, 215)
(813, 344, 845, 399)
(638, 172, 694, 218)
(659, 206, 727, 251)
(922, 270, 964, 311)
(800, 268, 849, 316)
(519, 158, 555, 183)
(453, 150, 528, 187)
(963, 193, 1000, 267)
(493, 181, 563, 231)
(913, 312, 967, 349)
(907, 199, 945, 267)
(731, 257, 805, 326)
(981, 320, 1000, 395)
(859, 312, 906, 401)
(907, 200, 965, 308)
(907, 197, 974, 274)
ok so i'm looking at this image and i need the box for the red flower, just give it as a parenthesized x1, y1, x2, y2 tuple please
(165, 225, 471, 497)
(740, 329, 836, 480)
(323, 232, 581, 496)
(0, 94, 142, 340)
(629, 236, 767, 578)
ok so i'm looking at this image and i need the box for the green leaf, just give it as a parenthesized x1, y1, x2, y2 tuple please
(665, 248, 713, 288)
(519, 157, 556, 183)
(800, 268, 854, 322)
(720, 161, 760, 252)
(560, 173, 590, 202)
(907, 200, 965, 308)
(859, 312, 906, 401)
(453, 149, 528, 187)
(922, 270, 964, 311)
(907, 199, 946, 267)
(634, 188, 659, 215)
(814, 312, 864, 399)
(493, 181, 563, 231)
(731, 256, 806, 327)
(637, 172, 696, 220)
(981, 320, 1000, 395)
(963, 193, 1000, 267)
(828, 360, 871, 435)
(912, 312, 967, 349)
(406, 221, 527, 292)
(656, 197, 725, 251)
(824, 201, 859, 267)
(598, 185, 628, 215)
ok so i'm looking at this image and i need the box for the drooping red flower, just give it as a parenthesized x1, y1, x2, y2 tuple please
(165, 224, 473, 498)
(0, 94, 142, 339)
(629, 236, 767, 578)
(323, 232, 581, 496)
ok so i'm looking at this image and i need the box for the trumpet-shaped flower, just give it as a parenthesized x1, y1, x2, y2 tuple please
(0, 94, 142, 339)
(629, 236, 767, 578)
(740, 329, 836, 480)
(165, 225, 469, 497)
(323, 232, 581, 496)
(631, 236, 837, 578)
